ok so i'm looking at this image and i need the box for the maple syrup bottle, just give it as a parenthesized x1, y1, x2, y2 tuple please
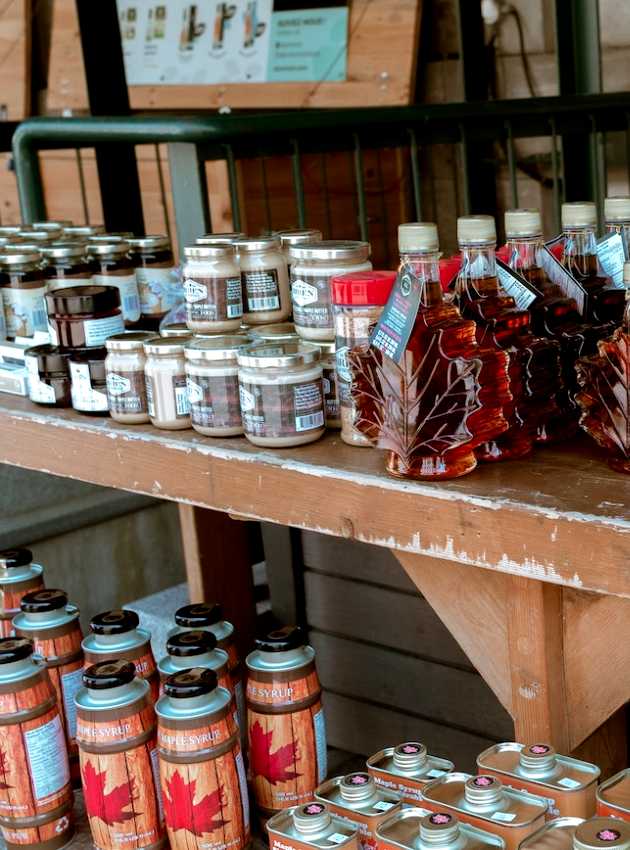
(456, 215, 561, 462)
(604, 196, 630, 258)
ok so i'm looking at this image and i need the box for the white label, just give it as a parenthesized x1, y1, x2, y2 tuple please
(227, 303, 242, 319)
(24, 714, 70, 801)
(136, 266, 180, 313)
(184, 278, 209, 303)
(596, 232, 626, 287)
(92, 273, 140, 322)
(292, 279, 319, 307)
(69, 361, 109, 411)
(25, 356, 56, 403)
(60, 666, 83, 739)
(336, 345, 351, 383)
(492, 812, 516, 822)
(239, 385, 256, 411)
(313, 707, 327, 783)
(186, 378, 204, 404)
(427, 769, 446, 778)
(496, 260, 537, 309)
(541, 239, 587, 316)
(329, 835, 349, 845)
(296, 410, 324, 432)
(146, 376, 155, 416)
(235, 750, 250, 832)
(373, 800, 395, 812)
(83, 313, 125, 347)
(248, 295, 280, 311)
(150, 747, 164, 821)
(175, 383, 190, 415)
(3, 287, 48, 337)
(48, 322, 58, 345)
(558, 776, 581, 789)
(106, 372, 131, 396)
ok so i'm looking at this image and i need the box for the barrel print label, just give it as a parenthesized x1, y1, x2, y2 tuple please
(0, 578, 44, 638)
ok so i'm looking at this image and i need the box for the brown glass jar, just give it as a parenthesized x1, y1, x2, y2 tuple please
(0, 249, 47, 338)
(46, 285, 125, 349)
(24, 344, 72, 407)
(69, 347, 109, 414)
(128, 235, 179, 325)
(42, 242, 92, 292)
(87, 239, 141, 325)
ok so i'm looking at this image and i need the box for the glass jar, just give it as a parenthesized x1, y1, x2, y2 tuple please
(18, 229, 57, 245)
(289, 241, 372, 342)
(42, 242, 92, 292)
(237, 341, 325, 447)
(314, 340, 340, 429)
(182, 244, 243, 333)
(236, 236, 291, 325)
(128, 235, 179, 326)
(32, 220, 72, 233)
(46, 285, 125, 349)
(69, 347, 109, 414)
(248, 322, 298, 342)
(63, 224, 105, 242)
(87, 239, 141, 325)
(276, 229, 323, 272)
(0, 250, 47, 338)
(196, 232, 245, 246)
(105, 331, 157, 424)
(184, 336, 244, 437)
(24, 344, 71, 407)
(331, 269, 396, 446)
(143, 336, 192, 430)
(160, 322, 192, 338)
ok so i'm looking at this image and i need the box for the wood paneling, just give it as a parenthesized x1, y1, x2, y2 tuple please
(0, 0, 30, 120)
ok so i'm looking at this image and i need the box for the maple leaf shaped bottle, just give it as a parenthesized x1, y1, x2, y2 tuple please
(575, 261, 630, 474)
(604, 195, 630, 258)
(455, 215, 562, 461)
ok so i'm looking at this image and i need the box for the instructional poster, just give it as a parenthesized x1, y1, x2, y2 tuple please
(116, 0, 348, 84)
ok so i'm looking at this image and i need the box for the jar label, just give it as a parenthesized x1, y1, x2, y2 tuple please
(92, 272, 141, 323)
(69, 361, 109, 412)
(83, 313, 125, 347)
(184, 275, 243, 322)
(239, 377, 324, 438)
(106, 369, 148, 415)
(2, 286, 48, 338)
(187, 372, 242, 429)
(25, 355, 57, 404)
(335, 314, 379, 409)
(323, 364, 340, 422)
(146, 373, 155, 417)
(173, 374, 190, 417)
(291, 272, 333, 329)
(60, 665, 83, 740)
(242, 268, 280, 313)
(24, 713, 71, 802)
(136, 266, 181, 315)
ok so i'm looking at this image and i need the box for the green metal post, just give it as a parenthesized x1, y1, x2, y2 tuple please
(167, 142, 211, 252)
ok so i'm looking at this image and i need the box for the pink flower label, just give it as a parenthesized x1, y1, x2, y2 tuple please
(402, 744, 420, 753)
(530, 745, 550, 754)
(474, 776, 493, 787)
(597, 831, 620, 842)
(350, 774, 368, 785)
(305, 804, 324, 815)
(430, 814, 452, 825)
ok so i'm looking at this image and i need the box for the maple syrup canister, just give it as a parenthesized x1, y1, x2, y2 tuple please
(521, 819, 630, 850)
(518, 817, 584, 850)
(247, 626, 327, 817)
(13, 590, 84, 780)
(0, 637, 74, 850)
(158, 629, 232, 698)
(82, 609, 160, 703)
(156, 667, 250, 850)
(421, 774, 547, 850)
(75, 660, 165, 850)
(597, 770, 630, 821)
(0, 549, 44, 639)
(367, 743, 454, 804)
(376, 808, 506, 850)
(315, 772, 402, 850)
(267, 801, 359, 850)
(477, 744, 599, 819)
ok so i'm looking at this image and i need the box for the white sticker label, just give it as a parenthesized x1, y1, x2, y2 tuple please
(292, 279, 319, 307)
(427, 769, 446, 778)
(373, 800, 395, 812)
(24, 714, 70, 801)
(60, 666, 83, 739)
(496, 260, 538, 309)
(596, 232, 626, 288)
(3, 287, 48, 337)
(136, 266, 180, 313)
(175, 384, 190, 416)
(235, 750, 250, 831)
(329, 834, 349, 845)
(186, 378, 204, 404)
(541, 238, 587, 316)
(184, 278, 209, 303)
(296, 410, 324, 432)
(492, 811, 516, 822)
(106, 372, 131, 396)
(25, 356, 56, 403)
(82, 314, 125, 347)
(557, 777, 581, 789)
(336, 345, 351, 383)
(239, 385, 256, 411)
(313, 707, 327, 783)
(69, 361, 109, 412)
(150, 747, 164, 821)
(92, 273, 140, 322)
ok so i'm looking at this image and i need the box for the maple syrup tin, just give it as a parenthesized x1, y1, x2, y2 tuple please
(421, 774, 547, 850)
(266, 801, 359, 850)
(518, 817, 584, 850)
(0, 637, 74, 850)
(376, 808, 506, 850)
(0, 549, 44, 639)
(477, 744, 599, 819)
(596, 770, 630, 821)
(75, 660, 165, 850)
(155, 667, 250, 850)
(367, 743, 454, 804)
(247, 626, 327, 817)
(158, 629, 232, 697)
(82, 609, 159, 703)
(314, 773, 402, 850)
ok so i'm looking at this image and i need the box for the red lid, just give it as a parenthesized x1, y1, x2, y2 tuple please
(330, 270, 396, 306)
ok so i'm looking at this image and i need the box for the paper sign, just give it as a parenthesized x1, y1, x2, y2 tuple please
(267, 7, 348, 81)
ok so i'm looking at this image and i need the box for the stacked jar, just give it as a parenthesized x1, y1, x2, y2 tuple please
(236, 236, 291, 325)
(184, 336, 244, 437)
(144, 336, 192, 430)
(63, 224, 105, 242)
(182, 244, 243, 333)
(105, 331, 157, 424)
(128, 235, 180, 328)
(42, 242, 92, 292)
(87, 237, 141, 326)
(0, 248, 47, 340)
(196, 232, 245, 246)
(276, 229, 323, 273)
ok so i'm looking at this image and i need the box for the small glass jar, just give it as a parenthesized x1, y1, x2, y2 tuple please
(276, 229, 323, 272)
(0, 249, 47, 338)
(42, 242, 92, 292)
(87, 239, 141, 325)
(24, 344, 71, 407)
(18, 229, 57, 245)
(315, 340, 340, 429)
(196, 232, 245, 246)
(182, 244, 243, 333)
(69, 347, 109, 414)
(144, 336, 192, 430)
(185, 336, 244, 437)
(236, 236, 291, 325)
(128, 235, 179, 326)
(160, 322, 192, 338)
(105, 331, 157, 424)
(289, 241, 372, 342)
(331, 270, 396, 446)
(237, 341, 325, 447)
(46, 285, 125, 349)
(248, 321, 298, 342)
(63, 224, 105, 242)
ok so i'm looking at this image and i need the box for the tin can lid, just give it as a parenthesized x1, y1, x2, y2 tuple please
(464, 775, 503, 805)
(234, 235, 281, 252)
(21, 588, 67, 613)
(574, 819, 630, 850)
(84, 659, 136, 689)
(164, 667, 218, 698)
(25, 344, 71, 374)
(185, 336, 244, 362)
(90, 609, 140, 636)
(0, 548, 33, 569)
(519, 743, 557, 771)
(255, 625, 304, 653)
(167, 629, 217, 657)
(420, 812, 460, 843)
(41, 241, 87, 260)
(127, 235, 170, 250)
(248, 322, 298, 342)
(46, 284, 121, 316)
(174, 602, 223, 628)
(105, 332, 158, 352)
(393, 741, 428, 771)
(0, 637, 33, 664)
(293, 802, 332, 834)
(340, 772, 376, 802)
(196, 232, 245, 246)
(330, 270, 396, 307)
(236, 341, 321, 369)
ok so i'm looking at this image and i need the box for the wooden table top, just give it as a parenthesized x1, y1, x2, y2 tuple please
(1, 395, 628, 597)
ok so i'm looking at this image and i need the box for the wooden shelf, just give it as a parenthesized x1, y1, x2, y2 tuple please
(1, 395, 628, 598)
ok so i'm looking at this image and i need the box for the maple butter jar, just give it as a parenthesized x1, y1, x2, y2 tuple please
(184, 336, 244, 437)
(183, 244, 243, 333)
(236, 236, 291, 325)
(128, 235, 179, 325)
(105, 331, 157, 424)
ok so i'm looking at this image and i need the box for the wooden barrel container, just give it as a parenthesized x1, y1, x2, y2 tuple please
(246, 626, 327, 818)
(75, 660, 166, 850)
(0, 550, 44, 639)
(82, 609, 160, 703)
(0, 637, 74, 850)
(155, 667, 250, 850)
(13, 590, 83, 781)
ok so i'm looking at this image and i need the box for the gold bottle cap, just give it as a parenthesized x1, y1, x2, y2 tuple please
(561, 202, 597, 228)
(457, 215, 496, 245)
(398, 222, 439, 253)
(604, 196, 630, 222)
(504, 208, 542, 238)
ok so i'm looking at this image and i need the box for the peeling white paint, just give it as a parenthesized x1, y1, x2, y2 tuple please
(518, 684, 540, 700)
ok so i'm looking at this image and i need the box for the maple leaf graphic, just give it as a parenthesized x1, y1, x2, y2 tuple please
(0, 747, 12, 791)
(250, 720, 301, 784)
(82, 761, 138, 825)
(163, 771, 227, 836)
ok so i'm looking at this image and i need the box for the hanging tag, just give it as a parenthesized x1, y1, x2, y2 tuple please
(370, 268, 421, 363)
(596, 232, 625, 287)
(541, 236, 587, 316)
(495, 258, 540, 309)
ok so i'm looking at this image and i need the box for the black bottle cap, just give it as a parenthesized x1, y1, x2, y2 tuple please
(90, 609, 139, 636)
(21, 588, 68, 613)
(255, 625, 304, 653)
(0, 637, 33, 664)
(167, 629, 216, 657)
(83, 659, 136, 689)
(0, 548, 33, 569)
(45, 285, 120, 316)
(164, 667, 217, 698)
(174, 602, 222, 629)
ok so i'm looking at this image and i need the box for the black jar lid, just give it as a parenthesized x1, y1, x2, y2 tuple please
(90, 609, 139, 635)
(84, 659, 136, 689)
(255, 625, 304, 653)
(174, 602, 222, 628)
(45, 284, 121, 316)
(0, 548, 33, 569)
(25, 344, 71, 374)
(167, 629, 217, 657)
(0, 637, 34, 664)
(21, 588, 68, 613)
(164, 667, 217, 698)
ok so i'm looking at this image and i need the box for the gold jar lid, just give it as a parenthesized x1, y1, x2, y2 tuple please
(185, 335, 244, 362)
(41, 242, 87, 261)
(234, 236, 281, 253)
(144, 336, 192, 356)
(248, 322, 297, 342)
(106, 331, 158, 352)
(237, 340, 321, 369)
(196, 232, 245, 245)
(184, 244, 234, 259)
(128, 235, 170, 251)
(289, 239, 370, 262)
